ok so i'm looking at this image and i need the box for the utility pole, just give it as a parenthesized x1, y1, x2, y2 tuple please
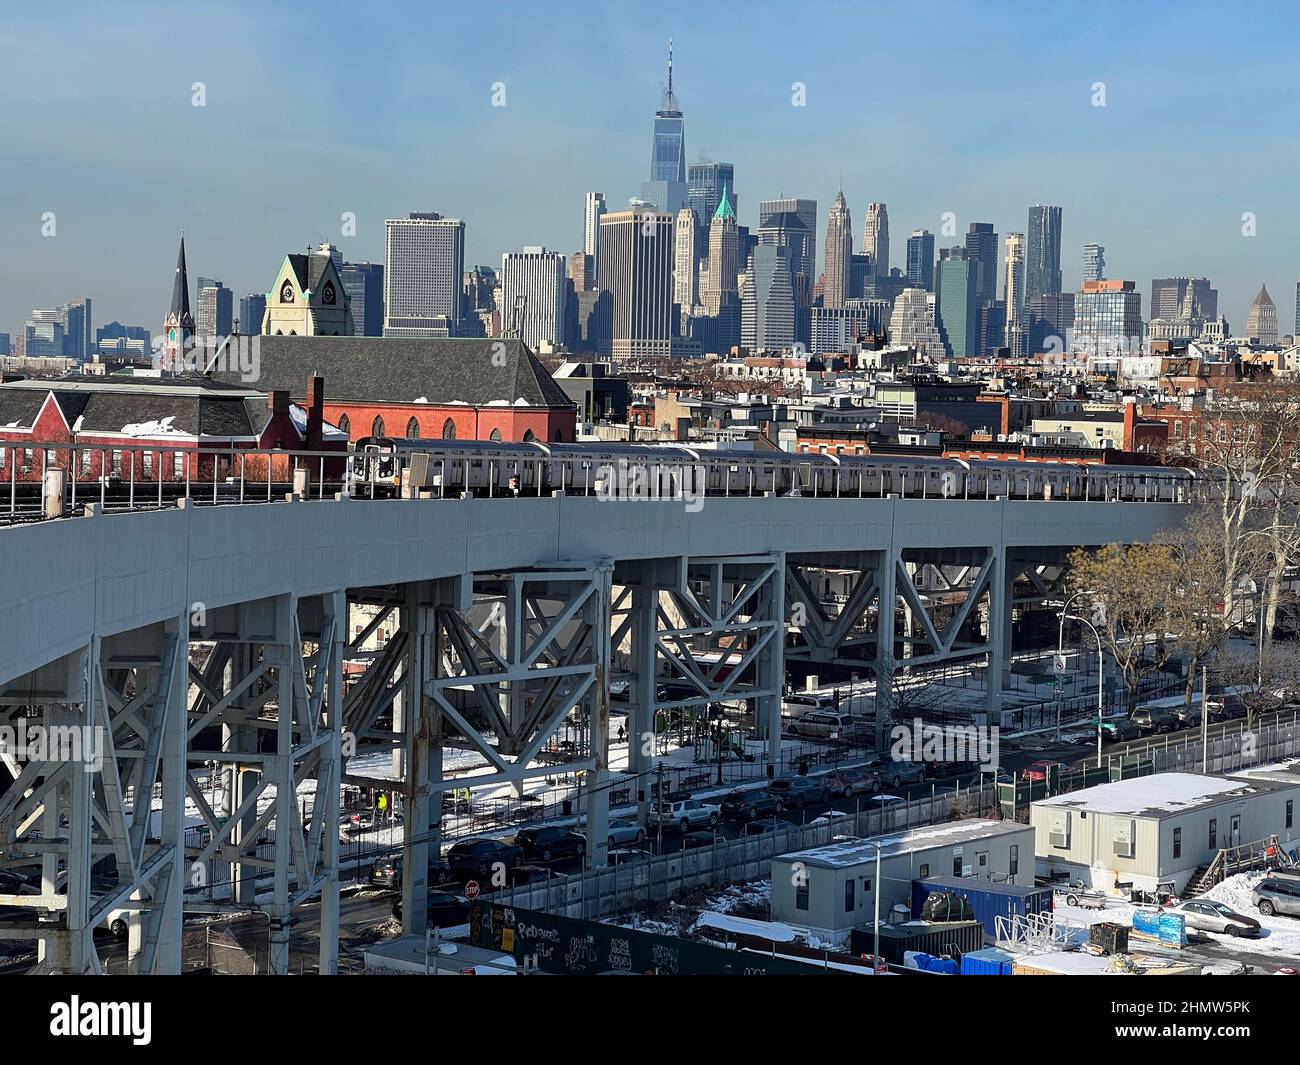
(1201, 665, 1209, 773)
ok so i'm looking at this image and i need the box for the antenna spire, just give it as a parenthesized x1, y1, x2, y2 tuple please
(667, 38, 673, 97)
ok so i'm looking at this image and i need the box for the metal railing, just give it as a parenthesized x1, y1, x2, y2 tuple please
(0, 440, 1203, 525)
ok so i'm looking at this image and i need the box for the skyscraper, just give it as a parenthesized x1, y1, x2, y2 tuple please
(1245, 285, 1279, 345)
(673, 207, 698, 315)
(1081, 243, 1105, 282)
(1073, 279, 1142, 355)
(340, 262, 385, 336)
(597, 209, 674, 359)
(640, 42, 687, 214)
(863, 203, 889, 281)
(383, 212, 466, 337)
(758, 198, 817, 281)
(499, 246, 568, 350)
(906, 229, 935, 291)
(1150, 277, 1217, 321)
(964, 223, 999, 306)
(1025, 205, 1063, 299)
(741, 245, 795, 352)
(196, 279, 233, 339)
(60, 298, 92, 361)
(822, 190, 853, 309)
(934, 247, 978, 357)
(238, 293, 266, 336)
(1003, 232, 1027, 356)
(704, 184, 739, 317)
(888, 287, 945, 356)
(688, 162, 735, 253)
(583, 192, 606, 270)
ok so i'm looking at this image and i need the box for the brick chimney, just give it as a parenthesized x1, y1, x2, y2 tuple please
(269, 389, 290, 416)
(305, 375, 324, 450)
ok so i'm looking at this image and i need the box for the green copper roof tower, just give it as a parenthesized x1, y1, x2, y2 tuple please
(713, 182, 735, 222)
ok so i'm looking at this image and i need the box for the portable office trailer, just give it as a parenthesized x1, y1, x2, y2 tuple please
(770, 819, 1034, 943)
(1031, 772, 1300, 894)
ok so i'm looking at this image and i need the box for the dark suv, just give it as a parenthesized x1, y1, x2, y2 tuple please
(445, 838, 524, 879)
(1130, 706, 1178, 734)
(720, 788, 784, 821)
(769, 776, 830, 809)
(514, 826, 587, 863)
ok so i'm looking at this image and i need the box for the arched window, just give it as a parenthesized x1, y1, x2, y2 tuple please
(441, 418, 456, 440)
(489, 429, 502, 442)
(371, 416, 385, 438)
(406, 417, 420, 438)
(337, 413, 350, 437)
(522, 429, 535, 443)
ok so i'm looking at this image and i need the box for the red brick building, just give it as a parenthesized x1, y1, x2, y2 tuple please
(222, 336, 578, 444)
(0, 373, 345, 484)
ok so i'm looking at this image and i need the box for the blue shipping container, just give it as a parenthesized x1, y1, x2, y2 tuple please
(911, 876, 1054, 938)
(960, 946, 1014, 975)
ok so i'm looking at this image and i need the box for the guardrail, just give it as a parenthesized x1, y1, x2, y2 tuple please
(0, 440, 1201, 525)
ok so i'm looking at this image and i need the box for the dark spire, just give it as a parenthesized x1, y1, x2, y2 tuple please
(170, 236, 192, 323)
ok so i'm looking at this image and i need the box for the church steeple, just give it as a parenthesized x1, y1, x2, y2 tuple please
(162, 235, 195, 368)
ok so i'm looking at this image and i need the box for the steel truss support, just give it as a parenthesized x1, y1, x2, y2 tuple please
(183, 592, 345, 975)
(0, 617, 188, 973)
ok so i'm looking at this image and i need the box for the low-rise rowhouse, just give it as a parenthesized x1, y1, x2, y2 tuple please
(0, 372, 345, 483)
(1032, 772, 1300, 894)
(770, 819, 1034, 944)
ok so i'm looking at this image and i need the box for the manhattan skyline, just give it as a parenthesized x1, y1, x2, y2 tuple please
(4, 0, 1299, 334)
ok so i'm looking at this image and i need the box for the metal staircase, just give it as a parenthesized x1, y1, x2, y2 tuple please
(1186, 835, 1295, 896)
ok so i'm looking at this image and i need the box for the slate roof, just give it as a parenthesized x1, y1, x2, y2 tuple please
(221, 336, 577, 409)
(0, 373, 272, 439)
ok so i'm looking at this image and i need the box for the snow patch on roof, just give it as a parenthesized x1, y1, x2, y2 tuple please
(120, 415, 184, 437)
(1035, 772, 1267, 816)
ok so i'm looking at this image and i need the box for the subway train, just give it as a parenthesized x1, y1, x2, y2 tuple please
(345, 437, 1200, 504)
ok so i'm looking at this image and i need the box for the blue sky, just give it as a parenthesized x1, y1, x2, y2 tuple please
(3, 0, 1300, 336)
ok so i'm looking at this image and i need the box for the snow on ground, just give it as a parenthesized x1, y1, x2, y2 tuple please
(1053, 871, 1300, 959)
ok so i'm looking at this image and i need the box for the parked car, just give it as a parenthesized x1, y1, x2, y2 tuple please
(1253, 878, 1300, 917)
(925, 760, 978, 781)
(1096, 717, 1140, 742)
(720, 787, 784, 821)
(769, 776, 830, 809)
(866, 794, 907, 810)
(369, 854, 454, 890)
(1171, 898, 1261, 937)
(445, 838, 524, 879)
(788, 711, 855, 739)
(647, 798, 720, 833)
(876, 759, 927, 789)
(1021, 759, 1069, 782)
(744, 817, 795, 836)
(781, 693, 834, 720)
(514, 825, 586, 863)
(391, 889, 472, 927)
(606, 818, 645, 849)
(826, 766, 881, 797)
(607, 846, 652, 866)
(681, 831, 720, 849)
(1130, 706, 1179, 734)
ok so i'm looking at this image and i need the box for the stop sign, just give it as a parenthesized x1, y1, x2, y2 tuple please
(465, 880, 480, 900)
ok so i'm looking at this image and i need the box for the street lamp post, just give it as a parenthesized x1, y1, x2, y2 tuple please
(1059, 611, 1105, 767)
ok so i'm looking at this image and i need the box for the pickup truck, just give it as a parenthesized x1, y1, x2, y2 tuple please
(647, 798, 721, 833)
